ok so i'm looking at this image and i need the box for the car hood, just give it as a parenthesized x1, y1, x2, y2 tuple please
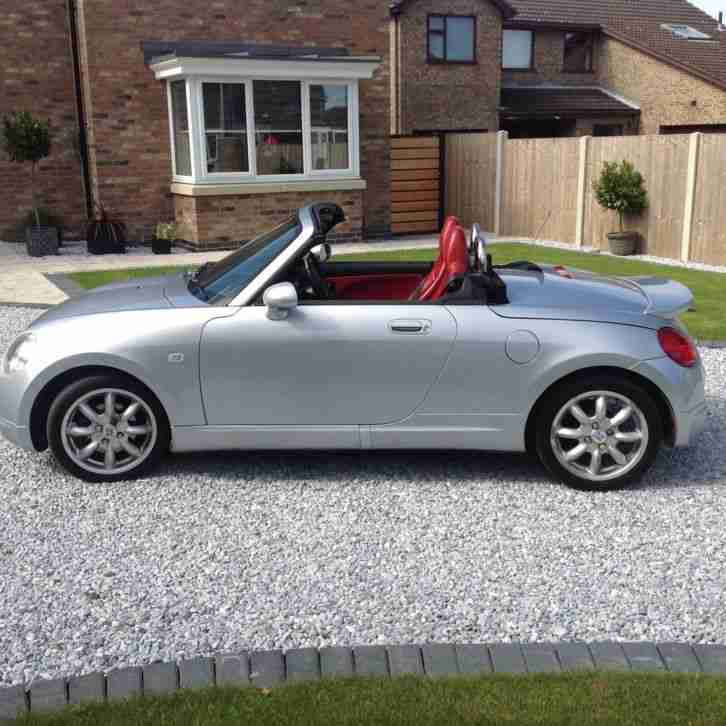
(495, 266, 694, 326)
(31, 274, 204, 326)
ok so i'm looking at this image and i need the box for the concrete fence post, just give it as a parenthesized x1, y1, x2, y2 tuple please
(681, 132, 701, 263)
(494, 130, 508, 236)
(575, 135, 591, 247)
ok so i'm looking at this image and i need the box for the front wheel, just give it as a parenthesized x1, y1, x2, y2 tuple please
(535, 374, 663, 492)
(47, 374, 170, 482)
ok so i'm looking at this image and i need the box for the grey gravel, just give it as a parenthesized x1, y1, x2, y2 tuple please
(1, 306, 726, 687)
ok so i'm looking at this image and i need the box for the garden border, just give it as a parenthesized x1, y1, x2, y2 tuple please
(2, 642, 726, 720)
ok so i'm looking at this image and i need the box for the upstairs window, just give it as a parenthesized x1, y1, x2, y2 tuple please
(428, 15, 476, 63)
(502, 29, 534, 70)
(563, 31, 594, 72)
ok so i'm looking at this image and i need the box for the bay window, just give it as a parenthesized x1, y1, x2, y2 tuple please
(158, 62, 368, 186)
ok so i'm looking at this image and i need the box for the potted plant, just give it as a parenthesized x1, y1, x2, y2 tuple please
(153, 221, 176, 254)
(86, 203, 126, 255)
(593, 160, 648, 256)
(1, 111, 58, 257)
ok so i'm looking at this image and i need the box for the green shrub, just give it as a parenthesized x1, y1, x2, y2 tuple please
(593, 160, 648, 231)
(1, 111, 52, 228)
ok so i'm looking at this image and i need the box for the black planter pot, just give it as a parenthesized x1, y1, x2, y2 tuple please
(607, 231, 639, 256)
(152, 237, 172, 255)
(87, 238, 126, 255)
(25, 226, 60, 257)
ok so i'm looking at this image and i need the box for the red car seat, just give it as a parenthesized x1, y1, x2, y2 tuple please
(408, 216, 459, 301)
(410, 224, 469, 302)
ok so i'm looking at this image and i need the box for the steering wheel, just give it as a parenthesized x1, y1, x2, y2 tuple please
(304, 252, 332, 300)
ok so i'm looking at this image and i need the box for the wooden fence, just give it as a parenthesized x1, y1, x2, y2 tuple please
(445, 131, 726, 266)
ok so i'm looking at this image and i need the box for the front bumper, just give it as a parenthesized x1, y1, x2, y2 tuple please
(0, 413, 34, 451)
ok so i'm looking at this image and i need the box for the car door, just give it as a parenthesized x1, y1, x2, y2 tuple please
(200, 302, 457, 426)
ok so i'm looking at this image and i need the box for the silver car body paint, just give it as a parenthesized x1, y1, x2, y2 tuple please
(0, 204, 707, 459)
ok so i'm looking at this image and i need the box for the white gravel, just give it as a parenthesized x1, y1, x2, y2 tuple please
(1, 306, 725, 687)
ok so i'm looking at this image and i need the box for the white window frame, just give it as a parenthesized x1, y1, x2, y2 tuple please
(167, 80, 195, 182)
(151, 57, 373, 185)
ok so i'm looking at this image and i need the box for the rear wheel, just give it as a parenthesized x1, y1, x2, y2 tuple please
(47, 374, 170, 482)
(535, 374, 663, 491)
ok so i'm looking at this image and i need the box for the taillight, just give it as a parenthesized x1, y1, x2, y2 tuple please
(658, 327, 698, 368)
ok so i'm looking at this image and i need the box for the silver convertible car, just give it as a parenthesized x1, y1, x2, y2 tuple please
(0, 203, 706, 490)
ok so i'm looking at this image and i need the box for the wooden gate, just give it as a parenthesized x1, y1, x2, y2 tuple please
(391, 135, 441, 235)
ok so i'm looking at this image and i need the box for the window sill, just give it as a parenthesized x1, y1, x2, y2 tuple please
(171, 178, 367, 197)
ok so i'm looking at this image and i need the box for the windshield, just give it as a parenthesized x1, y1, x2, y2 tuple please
(190, 217, 302, 305)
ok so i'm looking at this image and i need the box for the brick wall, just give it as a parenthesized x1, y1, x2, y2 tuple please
(502, 29, 599, 87)
(0, 1, 85, 240)
(397, 0, 502, 134)
(599, 36, 726, 135)
(174, 189, 363, 249)
(75, 0, 390, 243)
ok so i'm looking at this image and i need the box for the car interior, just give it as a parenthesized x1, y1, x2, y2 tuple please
(281, 213, 512, 306)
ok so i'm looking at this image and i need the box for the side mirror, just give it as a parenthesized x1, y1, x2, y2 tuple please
(310, 242, 331, 263)
(263, 282, 298, 320)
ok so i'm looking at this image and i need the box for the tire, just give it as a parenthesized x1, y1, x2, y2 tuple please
(534, 373, 663, 492)
(47, 374, 170, 482)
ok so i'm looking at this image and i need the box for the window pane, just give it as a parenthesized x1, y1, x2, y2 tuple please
(170, 80, 191, 176)
(503, 29, 533, 69)
(429, 16, 444, 31)
(563, 31, 593, 72)
(203, 83, 249, 173)
(309, 85, 349, 170)
(446, 17, 474, 61)
(253, 80, 303, 176)
(429, 32, 444, 60)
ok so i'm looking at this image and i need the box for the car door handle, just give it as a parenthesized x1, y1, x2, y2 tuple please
(389, 319, 432, 335)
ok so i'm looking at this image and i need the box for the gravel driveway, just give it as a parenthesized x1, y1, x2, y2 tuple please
(1, 305, 725, 687)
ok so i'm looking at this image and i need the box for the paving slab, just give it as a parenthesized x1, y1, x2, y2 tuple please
(522, 644, 561, 673)
(556, 643, 594, 671)
(657, 643, 702, 673)
(0, 685, 28, 720)
(455, 644, 492, 675)
(589, 642, 630, 671)
(693, 645, 726, 674)
(106, 667, 142, 701)
(68, 672, 105, 705)
(285, 648, 320, 682)
(179, 657, 215, 690)
(215, 653, 250, 686)
(29, 678, 67, 713)
(353, 646, 389, 676)
(142, 662, 179, 696)
(249, 651, 285, 688)
(622, 642, 666, 672)
(319, 647, 354, 679)
(387, 646, 424, 676)
(421, 644, 459, 677)
(489, 644, 527, 674)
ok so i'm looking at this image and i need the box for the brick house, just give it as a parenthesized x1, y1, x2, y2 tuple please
(4, 0, 726, 249)
(392, 0, 726, 139)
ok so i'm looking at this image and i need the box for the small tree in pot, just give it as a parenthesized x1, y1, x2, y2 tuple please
(1, 111, 58, 256)
(593, 160, 648, 256)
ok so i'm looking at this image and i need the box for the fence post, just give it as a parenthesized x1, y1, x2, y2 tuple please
(575, 135, 590, 247)
(494, 130, 508, 236)
(681, 132, 701, 263)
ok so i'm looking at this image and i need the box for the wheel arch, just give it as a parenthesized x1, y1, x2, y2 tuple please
(524, 365, 676, 456)
(30, 365, 170, 451)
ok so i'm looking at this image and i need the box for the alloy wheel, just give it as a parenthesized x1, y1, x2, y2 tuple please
(550, 390, 650, 483)
(60, 388, 158, 476)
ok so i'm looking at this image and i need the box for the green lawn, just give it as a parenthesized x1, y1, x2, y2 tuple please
(67, 242, 726, 340)
(9, 673, 726, 726)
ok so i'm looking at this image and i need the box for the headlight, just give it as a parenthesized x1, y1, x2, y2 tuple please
(3, 333, 37, 374)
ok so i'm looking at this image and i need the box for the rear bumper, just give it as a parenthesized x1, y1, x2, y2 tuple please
(0, 414, 34, 451)
(675, 400, 708, 448)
